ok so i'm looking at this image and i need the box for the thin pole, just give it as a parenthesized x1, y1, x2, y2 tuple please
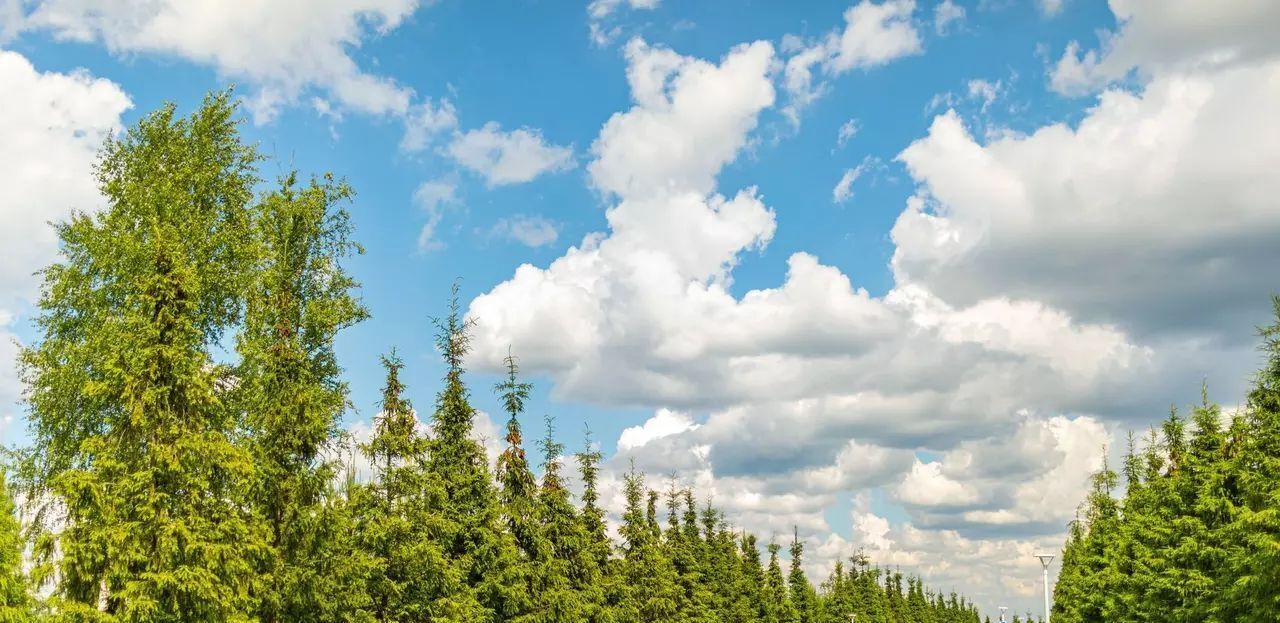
(1035, 554, 1054, 623)
(1042, 564, 1050, 623)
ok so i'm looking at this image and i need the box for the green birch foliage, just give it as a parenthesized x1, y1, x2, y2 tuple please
(20, 91, 267, 622)
(427, 286, 527, 622)
(0, 470, 32, 622)
(235, 172, 368, 623)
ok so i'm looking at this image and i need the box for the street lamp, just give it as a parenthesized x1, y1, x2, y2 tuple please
(1035, 553, 1055, 623)
(998, 605, 1008, 622)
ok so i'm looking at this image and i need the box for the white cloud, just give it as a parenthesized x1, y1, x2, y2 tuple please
(836, 118, 860, 147)
(0, 50, 131, 445)
(587, 0, 661, 47)
(934, 0, 965, 35)
(1048, 0, 1280, 95)
(1040, 0, 1065, 17)
(401, 98, 459, 152)
(447, 122, 575, 186)
(897, 460, 980, 507)
(894, 63, 1280, 341)
(412, 177, 459, 252)
(832, 159, 871, 203)
(966, 78, 1001, 111)
(617, 408, 699, 451)
(489, 215, 560, 248)
(782, 0, 923, 124)
(0, 50, 131, 311)
(13, 0, 428, 123)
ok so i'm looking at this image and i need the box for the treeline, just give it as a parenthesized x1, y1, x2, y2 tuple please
(1053, 299, 1280, 623)
(0, 93, 990, 622)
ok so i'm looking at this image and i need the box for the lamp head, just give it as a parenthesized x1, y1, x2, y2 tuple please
(1034, 553, 1055, 568)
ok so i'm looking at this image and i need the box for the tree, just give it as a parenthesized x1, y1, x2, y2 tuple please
(614, 468, 680, 623)
(354, 352, 480, 623)
(0, 469, 32, 622)
(535, 416, 594, 623)
(235, 172, 368, 623)
(427, 284, 527, 621)
(20, 91, 267, 622)
(788, 529, 818, 623)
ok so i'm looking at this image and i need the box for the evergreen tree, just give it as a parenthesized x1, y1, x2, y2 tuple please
(534, 416, 594, 623)
(0, 470, 32, 622)
(764, 542, 795, 623)
(1227, 296, 1280, 622)
(615, 469, 680, 623)
(20, 92, 267, 622)
(235, 172, 368, 623)
(354, 352, 479, 623)
(788, 529, 818, 623)
(427, 284, 527, 622)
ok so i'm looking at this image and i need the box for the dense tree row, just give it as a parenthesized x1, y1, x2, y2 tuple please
(0, 94, 991, 622)
(1053, 298, 1280, 623)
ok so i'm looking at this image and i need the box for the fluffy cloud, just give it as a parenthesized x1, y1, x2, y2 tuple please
(782, 0, 923, 123)
(464, 5, 1279, 609)
(11, 0, 428, 122)
(448, 122, 576, 186)
(0, 50, 131, 443)
(1049, 0, 1280, 95)
(832, 159, 870, 203)
(401, 98, 460, 152)
(895, 63, 1280, 342)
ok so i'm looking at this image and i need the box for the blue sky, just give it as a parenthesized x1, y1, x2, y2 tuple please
(3, 0, 1279, 616)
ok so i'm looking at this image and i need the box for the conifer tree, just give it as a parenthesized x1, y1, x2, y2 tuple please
(534, 416, 594, 623)
(788, 529, 818, 623)
(235, 171, 368, 623)
(1227, 296, 1280, 622)
(354, 352, 479, 623)
(615, 469, 680, 623)
(427, 285, 527, 621)
(0, 470, 32, 622)
(764, 542, 795, 623)
(20, 91, 267, 622)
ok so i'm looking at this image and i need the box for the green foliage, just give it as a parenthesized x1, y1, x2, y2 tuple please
(1054, 296, 1280, 622)
(11, 93, 1008, 623)
(21, 91, 267, 622)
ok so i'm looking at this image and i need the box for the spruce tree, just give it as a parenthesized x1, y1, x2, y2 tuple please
(534, 416, 593, 623)
(20, 92, 266, 622)
(354, 352, 479, 623)
(1227, 296, 1280, 622)
(235, 172, 368, 623)
(788, 529, 818, 623)
(0, 470, 32, 622)
(615, 468, 680, 623)
(428, 285, 527, 621)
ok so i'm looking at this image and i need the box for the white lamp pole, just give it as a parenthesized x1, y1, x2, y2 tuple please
(998, 605, 1008, 622)
(1035, 554, 1055, 623)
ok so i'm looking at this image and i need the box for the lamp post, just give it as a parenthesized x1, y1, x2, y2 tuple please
(1035, 554, 1055, 623)
(998, 605, 1008, 622)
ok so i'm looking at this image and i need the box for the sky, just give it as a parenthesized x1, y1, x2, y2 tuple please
(2, 0, 1280, 617)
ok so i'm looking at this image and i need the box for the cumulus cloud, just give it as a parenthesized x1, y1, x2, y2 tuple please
(448, 122, 575, 186)
(894, 64, 1280, 342)
(1048, 0, 1280, 95)
(782, 0, 923, 123)
(0, 51, 131, 443)
(11, 0, 428, 122)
